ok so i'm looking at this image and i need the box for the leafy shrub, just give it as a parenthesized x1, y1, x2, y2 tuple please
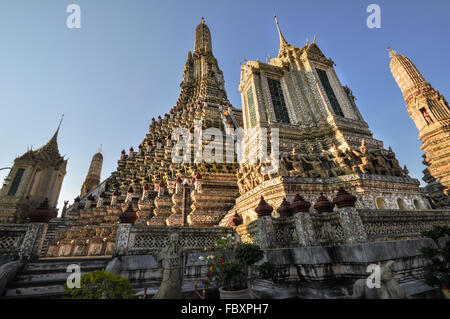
(234, 244, 264, 266)
(258, 262, 278, 282)
(200, 235, 264, 291)
(420, 226, 450, 289)
(64, 269, 135, 299)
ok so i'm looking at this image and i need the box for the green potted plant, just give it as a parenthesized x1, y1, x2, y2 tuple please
(200, 235, 264, 299)
(64, 269, 135, 299)
(420, 225, 450, 299)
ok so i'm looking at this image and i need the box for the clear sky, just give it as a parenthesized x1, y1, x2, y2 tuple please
(0, 0, 449, 211)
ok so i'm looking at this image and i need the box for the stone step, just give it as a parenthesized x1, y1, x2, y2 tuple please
(2, 257, 112, 299)
(3, 284, 66, 299)
(11, 271, 95, 288)
(19, 263, 107, 275)
(22, 259, 110, 274)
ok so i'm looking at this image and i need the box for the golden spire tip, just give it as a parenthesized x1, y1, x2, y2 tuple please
(274, 14, 287, 46)
(387, 46, 397, 58)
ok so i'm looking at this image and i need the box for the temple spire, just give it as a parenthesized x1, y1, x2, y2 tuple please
(177, 19, 229, 107)
(34, 115, 64, 158)
(194, 17, 212, 53)
(387, 46, 397, 58)
(51, 114, 63, 142)
(274, 15, 288, 48)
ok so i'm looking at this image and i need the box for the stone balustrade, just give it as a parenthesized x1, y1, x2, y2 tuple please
(0, 224, 28, 260)
(359, 209, 450, 242)
(235, 188, 450, 248)
(0, 223, 48, 262)
(44, 224, 118, 258)
(114, 224, 234, 256)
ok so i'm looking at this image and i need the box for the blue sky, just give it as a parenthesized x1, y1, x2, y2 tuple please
(0, 0, 449, 211)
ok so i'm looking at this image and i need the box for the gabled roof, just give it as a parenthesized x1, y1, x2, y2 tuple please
(16, 117, 67, 168)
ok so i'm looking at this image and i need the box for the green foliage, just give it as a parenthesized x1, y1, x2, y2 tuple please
(219, 263, 247, 291)
(234, 243, 264, 266)
(420, 226, 450, 289)
(422, 226, 450, 243)
(201, 235, 264, 291)
(64, 270, 135, 299)
(258, 262, 278, 282)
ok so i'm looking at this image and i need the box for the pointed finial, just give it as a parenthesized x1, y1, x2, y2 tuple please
(313, 34, 316, 44)
(201, 17, 205, 24)
(274, 14, 288, 47)
(57, 114, 64, 133)
(99, 144, 102, 153)
(49, 113, 64, 141)
(306, 37, 309, 45)
(387, 46, 397, 58)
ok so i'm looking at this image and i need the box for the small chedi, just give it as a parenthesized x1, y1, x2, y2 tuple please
(0, 17, 449, 299)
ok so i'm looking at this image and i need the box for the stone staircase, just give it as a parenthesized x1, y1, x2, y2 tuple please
(2, 257, 111, 299)
(39, 218, 68, 257)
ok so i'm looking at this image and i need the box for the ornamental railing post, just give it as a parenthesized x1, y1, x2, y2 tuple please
(253, 196, 275, 249)
(333, 187, 367, 244)
(291, 193, 314, 247)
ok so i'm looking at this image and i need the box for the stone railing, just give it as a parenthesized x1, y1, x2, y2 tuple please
(272, 218, 299, 248)
(114, 224, 235, 256)
(359, 209, 450, 242)
(236, 187, 450, 249)
(310, 212, 347, 245)
(238, 208, 450, 249)
(0, 224, 28, 259)
(0, 223, 48, 261)
(44, 224, 118, 258)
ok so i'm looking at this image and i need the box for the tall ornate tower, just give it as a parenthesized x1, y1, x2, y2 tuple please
(389, 49, 450, 208)
(0, 120, 67, 223)
(80, 148, 103, 197)
(225, 16, 428, 224)
(66, 18, 243, 227)
(177, 17, 229, 107)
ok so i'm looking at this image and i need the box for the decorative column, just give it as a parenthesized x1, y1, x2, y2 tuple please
(19, 199, 54, 260)
(149, 180, 172, 226)
(114, 223, 132, 256)
(313, 194, 337, 246)
(136, 184, 156, 225)
(252, 196, 275, 249)
(291, 193, 314, 247)
(333, 187, 367, 244)
(166, 177, 191, 226)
